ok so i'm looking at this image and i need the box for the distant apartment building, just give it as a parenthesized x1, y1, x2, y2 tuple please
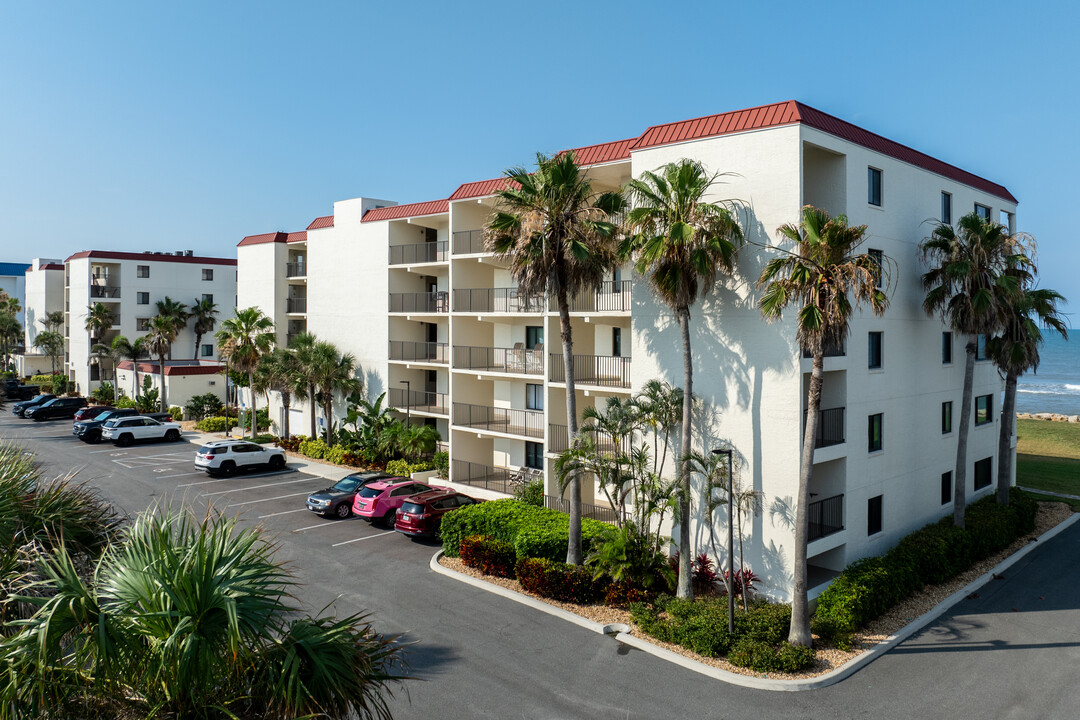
(17, 258, 65, 376)
(237, 100, 1016, 601)
(0, 261, 31, 327)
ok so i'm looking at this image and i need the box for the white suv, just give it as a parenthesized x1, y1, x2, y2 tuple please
(101, 416, 183, 446)
(195, 440, 287, 477)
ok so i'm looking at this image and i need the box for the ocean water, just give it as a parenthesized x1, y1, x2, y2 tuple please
(1015, 334, 1080, 415)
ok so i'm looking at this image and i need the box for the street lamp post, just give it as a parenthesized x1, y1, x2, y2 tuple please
(400, 380, 411, 426)
(712, 448, 735, 634)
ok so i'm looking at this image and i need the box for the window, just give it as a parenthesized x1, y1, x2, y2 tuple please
(868, 249, 883, 287)
(137, 292, 149, 305)
(612, 267, 622, 289)
(526, 383, 543, 411)
(202, 268, 214, 281)
(612, 327, 622, 357)
(974, 203, 991, 220)
(868, 413, 883, 452)
(974, 457, 992, 490)
(941, 192, 952, 224)
(202, 293, 213, 304)
(201, 344, 214, 357)
(942, 332, 952, 364)
(868, 331, 883, 369)
(975, 394, 993, 426)
(942, 401, 953, 434)
(525, 441, 544, 470)
(867, 495, 883, 535)
(868, 167, 882, 206)
(941, 472, 952, 505)
(525, 326, 544, 350)
(136, 318, 151, 332)
(976, 334, 988, 360)
(137, 265, 150, 278)
(90, 364, 100, 381)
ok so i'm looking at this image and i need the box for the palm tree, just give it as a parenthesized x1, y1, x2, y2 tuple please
(396, 424, 441, 462)
(987, 273, 1067, 505)
(39, 309, 64, 334)
(217, 307, 275, 439)
(155, 297, 190, 360)
(310, 341, 363, 443)
(111, 334, 147, 399)
(920, 212, 1028, 526)
(633, 379, 683, 478)
(144, 315, 178, 412)
(32, 331, 64, 374)
(621, 159, 743, 598)
(84, 302, 113, 342)
(485, 150, 624, 566)
(758, 205, 889, 647)
(254, 347, 306, 438)
(0, 314, 20, 371)
(190, 296, 219, 359)
(291, 332, 321, 437)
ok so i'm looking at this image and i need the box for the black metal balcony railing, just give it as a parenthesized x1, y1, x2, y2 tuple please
(551, 280, 633, 313)
(451, 460, 515, 494)
(543, 495, 624, 526)
(285, 262, 306, 277)
(452, 229, 487, 255)
(454, 345, 544, 375)
(389, 387, 448, 415)
(388, 291, 448, 313)
(801, 341, 847, 358)
(453, 288, 545, 313)
(389, 341, 448, 363)
(548, 424, 633, 455)
(389, 241, 448, 265)
(90, 286, 120, 299)
(804, 407, 845, 448)
(808, 493, 844, 542)
(453, 403, 544, 439)
(549, 353, 630, 389)
(286, 297, 307, 313)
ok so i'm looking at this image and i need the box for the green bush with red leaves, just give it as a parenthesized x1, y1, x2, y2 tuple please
(459, 535, 516, 578)
(513, 557, 604, 604)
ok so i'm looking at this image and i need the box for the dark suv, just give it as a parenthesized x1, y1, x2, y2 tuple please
(394, 489, 480, 538)
(12, 394, 56, 417)
(3, 380, 39, 400)
(26, 397, 89, 421)
(305, 471, 394, 518)
(73, 408, 172, 443)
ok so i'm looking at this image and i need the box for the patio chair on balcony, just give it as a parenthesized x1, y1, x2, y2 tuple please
(527, 343, 543, 373)
(509, 342, 525, 372)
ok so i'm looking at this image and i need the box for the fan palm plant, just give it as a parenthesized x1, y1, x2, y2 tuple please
(111, 334, 146, 400)
(291, 332, 321, 437)
(190, 296, 219, 359)
(31, 331, 64, 375)
(83, 302, 113, 342)
(155, 297, 190, 360)
(310, 341, 362, 443)
(621, 159, 743, 598)
(0, 314, 20, 371)
(216, 307, 275, 439)
(39, 309, 65, 334)
(254, 347, 306, 438)
(485, 150, 624, 565)
(144, 315, 178, 412)
(758, 205, 890, 646)
(920, 212, 1029, 525)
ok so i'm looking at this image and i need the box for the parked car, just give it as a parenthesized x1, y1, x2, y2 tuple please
(305, 471, 395, 519)
(3, 380, 39, 400)
(101, 416, 183, 446)
(12, 394, 56, 417)
(74, 405, 115, 422)
(352, 479, 441, 525)
(26, 397, 88, 421)
(394, 488, 480, 539)
(73, 409, 172, 443)
(194, 440, 287, 476)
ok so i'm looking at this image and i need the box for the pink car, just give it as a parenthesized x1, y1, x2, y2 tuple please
(352, 479, 444, 525)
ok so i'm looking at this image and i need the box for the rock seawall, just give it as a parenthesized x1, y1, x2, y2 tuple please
(1016, 412, 1080, 423)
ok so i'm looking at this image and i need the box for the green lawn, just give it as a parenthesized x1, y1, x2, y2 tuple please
(1016, 418, 1080, 498)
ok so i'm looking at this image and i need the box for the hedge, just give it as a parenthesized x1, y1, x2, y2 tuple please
(441, 499, 611, 562)
(814, 490, 1039, 643)
(514, 557, 605, 604)
(196, 416, 230, 433)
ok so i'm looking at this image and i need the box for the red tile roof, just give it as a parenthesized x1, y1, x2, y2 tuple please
(238, 232, 286, 247)
(449, 176, 515, 201)
(307, 215, 334, 230)
(362, 199, 450, 223)
(631, 100, 801, 150)
(286, 231, 307, 243)
(26, 263, 63, 272)
(566, 137, 635, 165)
(117, 361, 225, 376)
(66, 250, 236, 266)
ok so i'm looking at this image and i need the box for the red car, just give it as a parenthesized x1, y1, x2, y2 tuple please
(394, 488, 480, 538)
(352, 479, 442, 525)
(74, 406, 115, 422)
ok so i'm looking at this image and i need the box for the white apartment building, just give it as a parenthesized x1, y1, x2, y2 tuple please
(61, 250, 237, 398)
(0, 261, 31, 326)
(17, 258, 65, 376)
(238, 100, 1016, 600)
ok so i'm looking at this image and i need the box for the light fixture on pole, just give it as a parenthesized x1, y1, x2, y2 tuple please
(712, 447, 735, 635)
(400, 380, 411, 425)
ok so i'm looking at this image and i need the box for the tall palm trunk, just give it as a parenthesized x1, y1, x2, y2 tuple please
(308, 382, 317, 438)
(248, 370, 257, 439)
(282, 391, 291, 439)
(323, 392, 334, 444)
(158, 354, 168, 412)
(194, 331, 203, 360)
(997, 370, 1018, 505)
(676, 306, 694, 600)
(954, 337, 977, 527)
(790, 352, 822, 647)
(558, 282, 582, 566)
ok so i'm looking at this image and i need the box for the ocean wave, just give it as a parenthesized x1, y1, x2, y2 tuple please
(1018, 383, 1080, 396)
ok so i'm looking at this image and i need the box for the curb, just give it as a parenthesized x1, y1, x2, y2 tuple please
(429, 513, 1080, 691)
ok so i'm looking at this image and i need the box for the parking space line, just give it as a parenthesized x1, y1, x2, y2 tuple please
(291, 521, 350, 533)
(155, 471, 203, 479)
(224, 491, 311, 508)
(177, 470, 294, 489)
(331, 530, 396, 547)
(200, 475, 307, 497)
(257, 508, 308, 518)
(88, 448, 125, 454)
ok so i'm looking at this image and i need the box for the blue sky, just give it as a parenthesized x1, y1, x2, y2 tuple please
(2, 1, 1077, 316)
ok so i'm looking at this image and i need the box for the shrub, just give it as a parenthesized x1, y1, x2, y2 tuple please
(196, 416, 230, 433)
(385, 459, 435, 477)
(603, 579, 653, 608)
(238, 408, 270, 432)
(513, 557, 604, 604)
(433, 451, 449, 479)
(299, 438, 331, 459)
(587, 525, 674, 591)
(115, 395, 137, 410)
(441, 499, 610, 562)
(724, 568, 760, 598)
(275, 435, 306, 452)
(168, 406, 184, 421)
(324, 445, 346, 465)
(185, 393, 224, 422)
(52, 375, 70, 395)
(91, 382, 116, 404)
(513, 477, 544, 507)
(727, 638, 816, 673)
(460, 535, 516, 578)
(692, 553, 718, 592)
(250, 433, 276, 444)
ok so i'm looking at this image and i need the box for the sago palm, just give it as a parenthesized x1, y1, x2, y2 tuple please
(485, 150, 624, 565)
(758, 205, 889, 647)
(621, 159, 743, 599)
(217, 307, 276, 439)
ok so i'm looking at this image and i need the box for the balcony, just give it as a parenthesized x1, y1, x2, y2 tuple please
(451, 460, 516, 495)
(286, 297, 307, 314)
(543, 495, 625, 525)
(389, 291, 448, 314)
(453, 402, 544, 439)
(808, 493, 844, 542)
(454, 345, 543, 375)
(548, 424, 632, 455)
(452, 229, 486, 255)
(285, 262, 306, 278)
(389, 387, 448, 415)
(808, 407, 846, 448)
(802, 341, 846, 358)
(90, 286, 121, 299)
(389, 341, 448, 364)
(553, 280, 632, 313)
(389, 241, 448, 265)
(549, 353, 630, 389)
(454, 288, 544, 313)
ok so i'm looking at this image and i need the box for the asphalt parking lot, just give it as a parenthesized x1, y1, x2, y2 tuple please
(5, 411, 1080, 719)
